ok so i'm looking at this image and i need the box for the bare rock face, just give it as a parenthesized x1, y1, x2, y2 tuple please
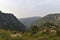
(34, 14, 60, 27)
(0, 11, 26, 32)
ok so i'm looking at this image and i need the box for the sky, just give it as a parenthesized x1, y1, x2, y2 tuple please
(0, 0, 60, 18)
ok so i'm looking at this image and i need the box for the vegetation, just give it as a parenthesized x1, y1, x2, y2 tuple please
(0, 11, 26, 32)
(0, 22, 60, 40)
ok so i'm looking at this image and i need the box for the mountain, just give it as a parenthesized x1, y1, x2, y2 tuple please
(0, 11, 26, 32)
(34, 13, 60, 27)
(19, 17, 41, 27)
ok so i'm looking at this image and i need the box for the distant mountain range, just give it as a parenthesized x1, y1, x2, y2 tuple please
(19, 17, 41, 27)
(34, 13, 60, 27)
(0, 10, 60, 32)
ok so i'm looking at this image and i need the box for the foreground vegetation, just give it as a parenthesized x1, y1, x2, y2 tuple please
(0, 22, 60, 40)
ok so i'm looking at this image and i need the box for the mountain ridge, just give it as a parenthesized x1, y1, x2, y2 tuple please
(0, 11, 26, 32)
(19, 16, 41, 27)
(34, 13, 60, 27)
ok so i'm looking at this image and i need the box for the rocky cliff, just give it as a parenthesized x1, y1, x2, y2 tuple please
(34, 13, 60, 27)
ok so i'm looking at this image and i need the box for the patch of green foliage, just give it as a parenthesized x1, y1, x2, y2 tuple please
(0, 23, 60, 40)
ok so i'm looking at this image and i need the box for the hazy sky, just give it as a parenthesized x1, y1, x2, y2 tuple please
(0, 0, 60, 18)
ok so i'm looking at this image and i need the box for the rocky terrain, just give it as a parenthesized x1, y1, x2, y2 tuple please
(34, 14, 60, 27)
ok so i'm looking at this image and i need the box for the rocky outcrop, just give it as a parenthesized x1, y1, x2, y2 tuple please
(0, 11, 26, 32)
(34, 13, 60, 27)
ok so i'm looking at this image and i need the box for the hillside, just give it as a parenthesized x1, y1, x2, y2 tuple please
(0, 12, 60, 40)
(19, 17, 41, 27)
(0, 22, 60, 40)
(0, 11, 26, 32)
(34, 13, 60, 26)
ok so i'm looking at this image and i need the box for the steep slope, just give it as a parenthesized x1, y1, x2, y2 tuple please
(34, 13, 60, 26)
(0, 11, 26, 32)
(19, 17, 41, 27)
